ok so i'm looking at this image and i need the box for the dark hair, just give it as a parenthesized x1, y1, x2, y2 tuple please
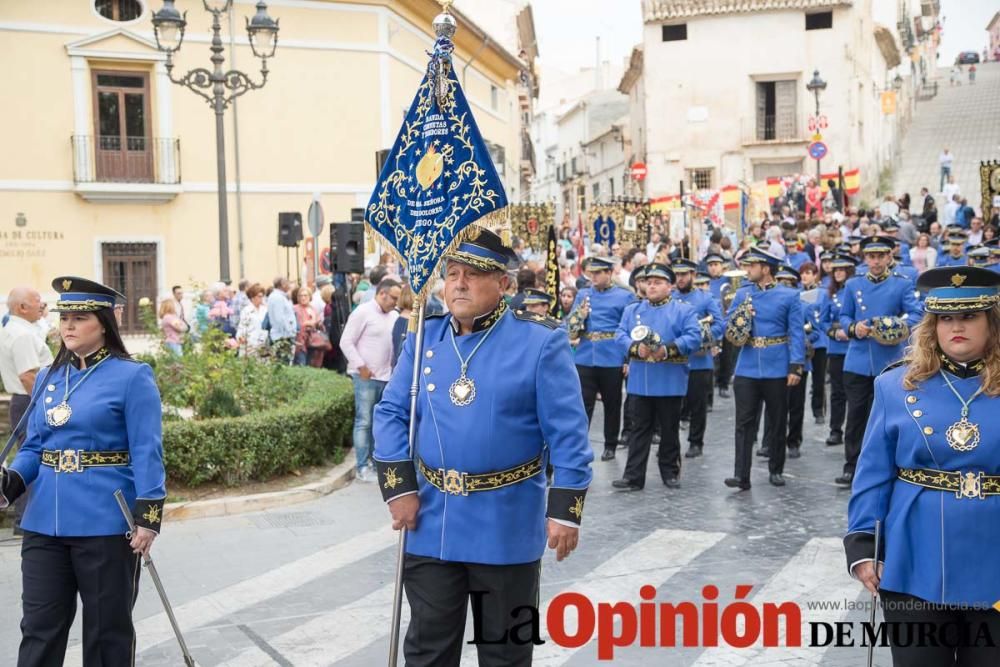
(273, 276, 286, 289)
(238, 279, 250, 291)
(246, 283, 265, 300)
(172, 285, 182, 292)
(516, 268, 536, 290)
(827, 264, 855, 297)
(50, 308, 130, 371)
(369, 265, 389, 285)
(376, 277, 402, 294)
(799, 261, 818, 274)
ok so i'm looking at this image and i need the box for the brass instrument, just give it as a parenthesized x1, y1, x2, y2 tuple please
(697, 314, 717, 353)
(867, 315, 910, 346)
(725, 295, 754, 347)
(630, 324, 663, 350)
(804, 320, 815, 359)
(566, 296, 590, 342)
(720, 269, 747, 313)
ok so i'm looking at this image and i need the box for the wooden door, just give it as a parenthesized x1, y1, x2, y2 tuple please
(93, 71, 153, 182)
(102, 242, 158, 334)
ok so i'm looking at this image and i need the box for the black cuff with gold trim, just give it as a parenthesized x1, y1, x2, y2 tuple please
(374, 459, 418, 502)
(547, 487, 587, 526)
(627, 342, 641, 359)
(134, 497, 165, 533)
(665, 343, 682, 359)
(789, 363, 804, 376)
(1, 468, 26, 507)
(848, 322, 857, 338)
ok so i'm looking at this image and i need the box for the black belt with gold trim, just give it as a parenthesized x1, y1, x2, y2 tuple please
(581, 331, 616, 341)
(897, 467, 1000, 500)
(42, 449, 130, 473)
(418, 455, 544, 495)
(750, 335, 789, 348)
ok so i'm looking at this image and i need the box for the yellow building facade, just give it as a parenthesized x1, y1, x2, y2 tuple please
(0, 0, 530, 331)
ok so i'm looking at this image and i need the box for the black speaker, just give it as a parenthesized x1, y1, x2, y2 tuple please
(375, 149, 390, 178)
(277, 212, 303, 247)
(330, 222, 365, 274)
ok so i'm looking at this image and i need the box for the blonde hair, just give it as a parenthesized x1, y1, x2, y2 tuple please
(158, 298, 177, 318)
(902, 305, 1000, 395)
(320, 284, 334, 304)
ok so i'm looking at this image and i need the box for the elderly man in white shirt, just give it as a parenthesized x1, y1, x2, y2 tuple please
(339, 277, 402, 481)
(1, 286, 54, 534)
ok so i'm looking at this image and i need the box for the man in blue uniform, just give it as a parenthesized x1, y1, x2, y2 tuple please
(566, 256, 637, 461)
(706, 253, 737, 399)
(618, 266, 649, 453)
(986, 238, 1000, 272)
(723, 247, 806, 489)
(799, 262, 828, 423)
(611, 264, 701, 491)
(937, 232, 969, 267)
(835, 235, 922, 486)
(372, 229, 593, 666)
(775, 265, 818, 459)
(672, 258, 724, 459)
(520, 287, 554, 316)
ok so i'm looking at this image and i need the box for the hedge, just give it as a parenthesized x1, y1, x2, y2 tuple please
(162, 367, 354, 486)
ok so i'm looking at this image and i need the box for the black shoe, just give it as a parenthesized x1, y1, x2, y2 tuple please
(664, 477, 681, 489)
(834, 472, 854, 487)
(769, 473, 786, 486)
(724, 477, 751, 490)
(679, 420, 689, 430)
(618, 433, 631, 447)
(719, 387, 730, 398)
(652, 434, 661, 445)
(612, 479, 642, 491)
(825, 433, 844, 446)
(814, 415, 826, 425)
(684, 445, 703, 459)
(756, 447, 770, 458)
(601, 448, 616, 461)
(787, 447, 801, 459)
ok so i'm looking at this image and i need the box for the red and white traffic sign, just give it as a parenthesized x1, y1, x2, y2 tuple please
(630, 162, 647, 181)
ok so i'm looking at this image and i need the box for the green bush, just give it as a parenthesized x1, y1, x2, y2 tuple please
(163, 367, 354, 486)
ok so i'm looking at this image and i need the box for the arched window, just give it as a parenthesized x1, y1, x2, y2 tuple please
(95, 0, 144, 22)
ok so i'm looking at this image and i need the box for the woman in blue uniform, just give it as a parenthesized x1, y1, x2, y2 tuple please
(0, 276, 166, 667)
(846, 266, 1000, 666)
(819, 253, 856, 446)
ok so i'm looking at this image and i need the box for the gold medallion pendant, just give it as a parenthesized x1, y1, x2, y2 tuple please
(46, 401, 73, 428)
(449, 375, 476, 407)
(945, 417, 980, 452)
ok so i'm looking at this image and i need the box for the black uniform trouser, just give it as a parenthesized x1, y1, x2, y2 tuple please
(685, 369, 713, 449)
(787, 370, 809, 449)
(623, 396, 683, 487)
(8, 393, 30, 528)
(403, 554, 540, 667)
(827, 354, 847, 437)
(622, 393, 636, 441)
(577, 365, 624, 449)
(843, 372, 876, 475)
(716, 339, 736, 390)
(19, 531, 140, 667)
(733, 376, 788, 481)
(880, 590, 1000, 667)
(809, 348, 827, 418)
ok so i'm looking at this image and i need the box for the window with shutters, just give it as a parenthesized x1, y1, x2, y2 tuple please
(95, 0, 144, 22)
(101, 242, 158, 334)
(755, 79, 798, 141)
(593, 182, 601, 201)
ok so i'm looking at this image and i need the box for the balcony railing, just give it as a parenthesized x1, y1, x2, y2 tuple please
(72, 135, 181, 185)
(742, 115, 802, 145)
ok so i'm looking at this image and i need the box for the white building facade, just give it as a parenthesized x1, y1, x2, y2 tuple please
(636, 0, 937, 204)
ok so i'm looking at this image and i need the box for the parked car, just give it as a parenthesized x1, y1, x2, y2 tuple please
(957, 51, 981, 65)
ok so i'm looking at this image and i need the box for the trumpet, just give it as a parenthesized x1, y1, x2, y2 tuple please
(720, 269, 747, 313)
(698, 314, 717, 353)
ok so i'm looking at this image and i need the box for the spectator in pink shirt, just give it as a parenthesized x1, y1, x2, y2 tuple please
(339, 277, 402, 481)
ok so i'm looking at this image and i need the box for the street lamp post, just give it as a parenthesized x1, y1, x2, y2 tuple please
(806, 69, 827, 181)
(151, 0, 279, 283)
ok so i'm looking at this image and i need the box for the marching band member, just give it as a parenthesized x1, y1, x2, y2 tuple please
(373, 230, 592, 666)
(672, 258, 724, 459)
(611, 264, 701, 491)
(1, 277, 165, 666)
(723, 247, 805, 490)
(847, 266, 1000, 666)
(566, 257, 636, 461)
(836, 236, 922, 487)
(819, 253, 857, 447)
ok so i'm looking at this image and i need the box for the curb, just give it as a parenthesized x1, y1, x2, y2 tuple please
(164, 458, 356, 522)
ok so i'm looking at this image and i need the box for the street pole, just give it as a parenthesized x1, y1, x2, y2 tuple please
(207, 9, 231, 284)
(814, 90, 822, 181)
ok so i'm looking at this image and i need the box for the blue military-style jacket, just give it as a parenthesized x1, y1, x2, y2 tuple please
(819, 287, 849, 356)
(709, 276, 726, 302)
(803, 290, 828, 351)
(372, 304, 593, 565)
(615, 297, 701, 397)
(5, 352, 166, 537)
(937, 252, 968, 268)
(568, 285, 636, 367)
(838, 272, 923, 376)
(729, 283, 806, 379)
(846, 363, 1000, 606)
(673, 287, 725, 372)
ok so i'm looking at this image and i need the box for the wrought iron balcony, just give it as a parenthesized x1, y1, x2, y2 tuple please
(742, 115, 804, 146)
(72, 134, 181, 185)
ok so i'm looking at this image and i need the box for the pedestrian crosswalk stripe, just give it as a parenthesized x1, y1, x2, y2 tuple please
(63, 525, 397, 666)
(469, 528, 727, 666)
(217, 582, 409, 666)
(690, 537, 861, 666)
